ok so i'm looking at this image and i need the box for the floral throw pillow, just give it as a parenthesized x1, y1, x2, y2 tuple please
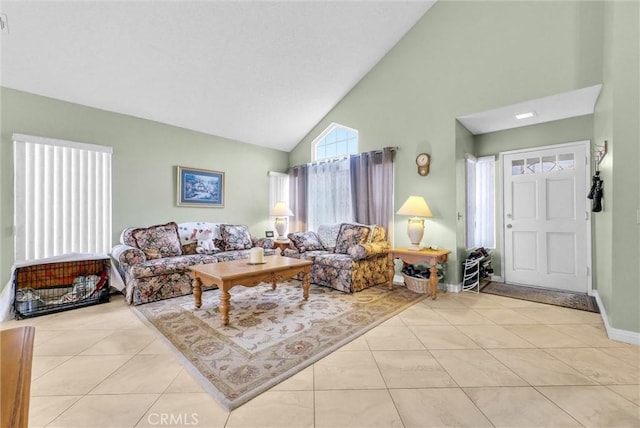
(131, 222, 182, 260)
(334, 223, 371, 255)
(287, 231, 325, 253)
(220, 224, 253, 251)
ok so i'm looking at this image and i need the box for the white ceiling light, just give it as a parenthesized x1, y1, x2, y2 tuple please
(515, 112, 535, 120)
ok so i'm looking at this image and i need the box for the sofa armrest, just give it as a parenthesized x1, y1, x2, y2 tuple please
(252, 237, 274, 249)
(348, 241, 391, 260)
(111, 244, 147, 268)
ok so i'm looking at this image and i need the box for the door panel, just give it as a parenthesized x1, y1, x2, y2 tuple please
(503, 143, 588, 293)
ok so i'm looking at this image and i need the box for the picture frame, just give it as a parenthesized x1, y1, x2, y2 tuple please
(177, 166, 225, 207)
(265, 231, 275, 238)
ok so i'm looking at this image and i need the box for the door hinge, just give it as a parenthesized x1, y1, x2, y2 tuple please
(585, 211, 589, 220)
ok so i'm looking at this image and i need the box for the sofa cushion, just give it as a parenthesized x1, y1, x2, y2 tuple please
(287, 231, 324, 253)
(220, 224, 253, 251)
(129, 254, 218, 279)
(131, 222, 182, 260)
(316, 224, 342, 250)
(334, 223, 371, 254)
(314, 253, 354, 270)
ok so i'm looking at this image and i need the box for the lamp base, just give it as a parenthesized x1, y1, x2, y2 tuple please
(407, 244, 422, 251)
(274, 217, 288, 240)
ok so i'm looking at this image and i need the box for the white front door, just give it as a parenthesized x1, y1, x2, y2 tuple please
(502, 142, 590, 293)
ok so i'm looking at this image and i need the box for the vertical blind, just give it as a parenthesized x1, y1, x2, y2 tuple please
(13, 134, 112, 261)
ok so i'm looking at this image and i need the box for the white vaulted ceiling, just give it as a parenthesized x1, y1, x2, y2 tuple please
(0, 1, 437, 151)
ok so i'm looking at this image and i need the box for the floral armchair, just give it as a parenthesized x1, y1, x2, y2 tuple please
(111, 222, 275, 305)
(283, 223, 390, 293)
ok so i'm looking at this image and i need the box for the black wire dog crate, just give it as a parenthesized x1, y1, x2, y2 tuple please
(14, 257, 110, 319)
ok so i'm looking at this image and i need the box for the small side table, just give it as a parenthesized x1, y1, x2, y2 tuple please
(273, 239, 291, 255)
(388, 247, 451, 299)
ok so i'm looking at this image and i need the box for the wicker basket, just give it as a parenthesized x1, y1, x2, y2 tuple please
(402, 273, 430, 294)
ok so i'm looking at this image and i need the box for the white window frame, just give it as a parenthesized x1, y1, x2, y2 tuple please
(13, 133, 112, 261)
(312, 122, 358, 162)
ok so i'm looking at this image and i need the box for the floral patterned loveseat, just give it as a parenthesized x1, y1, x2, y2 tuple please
(111, 221, 275, 305)
(283, 223, 390, 293)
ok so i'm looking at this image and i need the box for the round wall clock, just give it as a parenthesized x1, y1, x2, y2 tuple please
(416, 153, 430, 176)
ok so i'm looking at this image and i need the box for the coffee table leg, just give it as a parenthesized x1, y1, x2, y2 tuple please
(193, 277, 202, 309)
(302, 271, 310, 300)
(220, 288, 231, 326)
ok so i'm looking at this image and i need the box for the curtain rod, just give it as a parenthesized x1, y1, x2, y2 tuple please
(290, 146, 398, 169)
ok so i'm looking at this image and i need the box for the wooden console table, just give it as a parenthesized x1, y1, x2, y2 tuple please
(388, 247, 451, 299)
(1, 326, 35, 428)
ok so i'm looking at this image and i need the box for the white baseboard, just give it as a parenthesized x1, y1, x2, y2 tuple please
(591, 290, 640, 346)
(448, 282, 461, 293)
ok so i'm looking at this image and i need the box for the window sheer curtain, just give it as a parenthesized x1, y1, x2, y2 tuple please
(13, 134, 112, 261)
(289, 147, 395, 237)
(307, 158, 353, 231)
(466, 154, 495, 248)
(350, 147, 395, 242)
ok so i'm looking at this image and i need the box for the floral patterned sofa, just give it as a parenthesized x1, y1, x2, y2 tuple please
(283, 223, 390, 293)
(111, 221, 275, 305)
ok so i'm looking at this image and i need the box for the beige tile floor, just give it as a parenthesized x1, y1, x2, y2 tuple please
(2, 290, 639, 428)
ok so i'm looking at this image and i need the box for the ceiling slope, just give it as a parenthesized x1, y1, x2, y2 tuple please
(0, 1, 436, 151)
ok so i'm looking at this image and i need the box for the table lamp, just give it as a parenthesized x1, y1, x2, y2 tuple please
(396, 196, 433, 250)
(270, 202, 294, 239)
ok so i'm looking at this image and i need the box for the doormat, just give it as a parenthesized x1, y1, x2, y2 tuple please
(480, 282, 599, 313)
(132, 281, 425, 410)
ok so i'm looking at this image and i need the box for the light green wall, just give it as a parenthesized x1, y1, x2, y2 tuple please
(0, 87, 289, 291)
(593, 0, 640, 333)
(290, 0, 604, 285)
(474, 115, 595, 279)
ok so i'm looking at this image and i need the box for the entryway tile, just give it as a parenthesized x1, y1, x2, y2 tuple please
(455, 325, 535, 348)
(90, 354, 183, 394)
(364, 325, 425, 350)
(46, 393, 159, 428)
(464, 386, 582, 427)
(30, 355, 131, 396)
(373, 350, 457, 388)
(314, 350, 386, 389)
(409, 325, 480, 349)
(538, 385, 640, 427)
(488, 349, 597, 386)
(28, 395, 81, 428)
(390, 388, 493, 427)
(430, 349, 527, 387)
(544, 347, 640, 384)
(226, 390, 314, 428)
(502, 324, 586, 348)
(315, 389, 402, 428)
(136, 392, 228, 427)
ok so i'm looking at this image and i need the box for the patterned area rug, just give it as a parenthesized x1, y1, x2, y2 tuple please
(480, 282, 600, 313)
(132, 281, 424, 410)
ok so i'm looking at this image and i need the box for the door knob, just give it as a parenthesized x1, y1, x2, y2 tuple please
(506, 224, 513, 229)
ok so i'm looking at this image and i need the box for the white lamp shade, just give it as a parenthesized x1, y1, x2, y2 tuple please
(396, 196, 433, 217)
(270, 202, 294, 217)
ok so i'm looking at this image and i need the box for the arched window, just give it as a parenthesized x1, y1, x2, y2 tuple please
(312, 123, 358, 161)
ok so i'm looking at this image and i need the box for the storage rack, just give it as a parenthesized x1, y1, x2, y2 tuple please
(462, 248, 492, 293)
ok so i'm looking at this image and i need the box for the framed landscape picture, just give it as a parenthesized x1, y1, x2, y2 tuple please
(177, 166, 225, 207)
